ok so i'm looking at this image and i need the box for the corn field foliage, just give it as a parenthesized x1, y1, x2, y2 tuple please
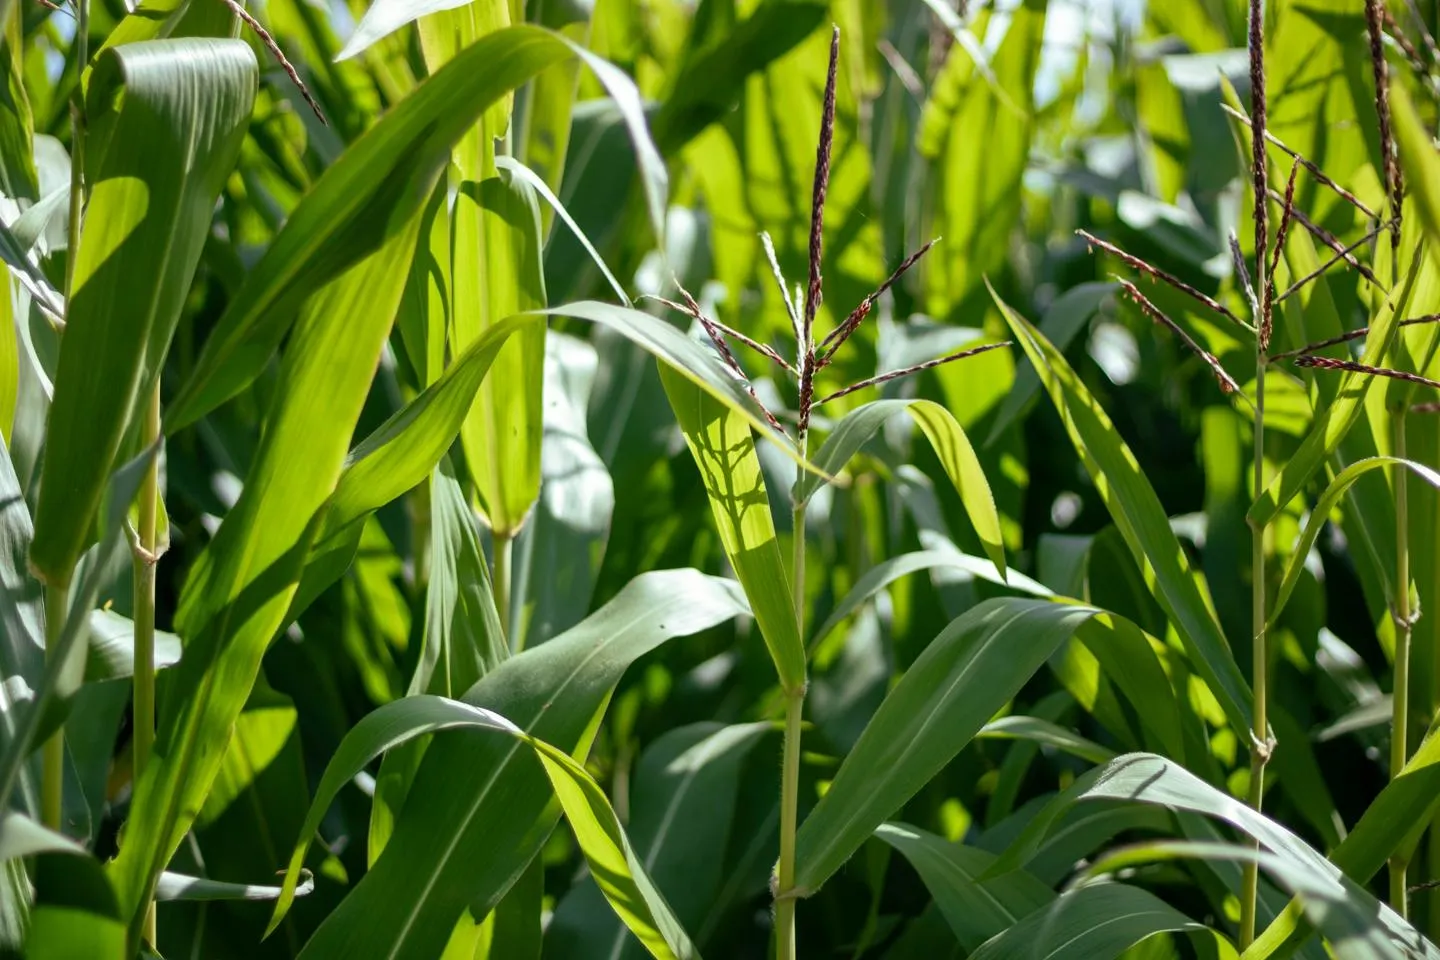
(7, 0, 1440, 956)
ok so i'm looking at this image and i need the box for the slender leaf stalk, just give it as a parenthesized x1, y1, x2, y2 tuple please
(495, 530, 513, 649)
(1242, 351, 1268, 948)
(777, 428, 809, 960)
(133, 385, 161, 947)
(1391, 405, 1413, 918)
(40, 580, 66, 831)
(775, 685, 803, 960)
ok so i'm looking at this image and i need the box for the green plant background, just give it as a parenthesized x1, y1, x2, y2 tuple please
(3, 0, 1440, 957)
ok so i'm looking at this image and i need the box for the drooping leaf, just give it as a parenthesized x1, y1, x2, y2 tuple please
(994, 287, 1253, 740)
(1249, 723, 1440, 956)
(163, 26, 571, 431)
(275, 693, 700, 959)
(1270, 457, 1440, 629)
(28, 39, 255, 584)
(968, 881, 1229, 960)
(874, 823, 1053, 952)
(793, 598, 1107, 894)
(659, 365, 805, 692)
(294, 570, 747, 959)
(977, 715, 1118, 765)
(547, 722, 769, 959)
(496, 155, 629, 306)
(811, 549, 1050, 650)
(83, 609, 181, 683)
(108, 218, 424, 947)
(794, 398, 1006, 578)
(1086, 841, 1432, 960)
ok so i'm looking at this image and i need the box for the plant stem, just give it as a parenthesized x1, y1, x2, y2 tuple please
(1390, 405, 1413, 919)
(775, 683, 803, 960)
(1240, 353, 1269, 949)
(776, 428, 809, 960)
(40, 580, 66, 831)
(133, 385, 161, 947)
(494, 531, 513, 650)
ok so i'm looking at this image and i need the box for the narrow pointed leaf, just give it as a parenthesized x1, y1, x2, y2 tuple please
(793, 598, 1105, 894)
(812, 548, 1050, 649)
(795, 398, 1006, 579)
(994, 288, 1253, 739)
(154, 869, 315, 903)
(295, 569, 747, 959)
(1087, 841, 1431, 960)
(659, 366, 804, 691)
(874, 823, 1053, 952)
(108, 217, 423, 947)
(1247, 252, 1422, 528)
(547, 722, 769, 959)
(1270, 457, 1440, 629)
(28, 39, 255, 584)
(164, 26, 570, 431)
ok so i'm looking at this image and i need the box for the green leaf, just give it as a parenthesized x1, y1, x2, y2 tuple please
(294, 569, 747, 959)
(511, 332, 614, 648)
(164, 26, 570, 432)
(811, 548, 1051, 651)
(547, 722, 769, 959)
(28, 39, 255, 584)
(1392, 83, 1440, 259)
(1247, 253, 1423, 529)
(169, 27, 671, 433)
(0, 445, 153, 817)
(874, 823, 1053, 952)
(366, 457, 506, 868)
(977, 715, 1118, 765)
(970, 881, 1229, 960)
(651, 2, 829, 155)
(25, 852, 125, 960)
(529, 737, 699, 960)
(154, 869, 315, 903)
(0, 810, 81, 858)
(496, 155, 629, 306)
(922, 0, 1047, 317)
(994, 286, 1253, 739)
(329, 313, 542, 539)
(275, 697, 701, 960)
(793, 598, 1106, 894)
(659, 365, 805, 691)
(456, 163, 547, 540)
(987, 281, 1114, 445)
(1269, 457, 1440, 629)
(83, 609, 180, 682)
(415, 457, 507, 695)
(795, 398, 1006, 579)
(1251, 721, 1440, 956)
(0, 432, 41, 816)
(107, 216, 424, 947)
(1086, 841, 1432, 960)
